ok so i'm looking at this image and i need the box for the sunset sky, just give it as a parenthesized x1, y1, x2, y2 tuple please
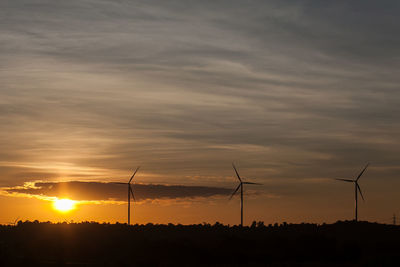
(1, 0, 399, 225)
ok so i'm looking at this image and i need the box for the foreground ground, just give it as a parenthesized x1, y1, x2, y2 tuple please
(0, 220, 399, 266)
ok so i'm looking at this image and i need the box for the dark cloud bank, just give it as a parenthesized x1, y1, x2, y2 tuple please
(5, 181, 232, 202)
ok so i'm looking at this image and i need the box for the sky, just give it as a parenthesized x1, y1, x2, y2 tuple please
(0, 0, 399, 225)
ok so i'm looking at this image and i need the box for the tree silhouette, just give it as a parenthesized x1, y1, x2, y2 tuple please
(0, 220, 399, 266)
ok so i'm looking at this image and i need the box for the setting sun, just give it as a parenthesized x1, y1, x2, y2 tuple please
(53, 199, 76, 212)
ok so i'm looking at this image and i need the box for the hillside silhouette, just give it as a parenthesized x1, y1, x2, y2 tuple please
(1, 220, 399, 266)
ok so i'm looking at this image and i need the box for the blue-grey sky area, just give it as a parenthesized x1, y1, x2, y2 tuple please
(0, 0, 399, 224)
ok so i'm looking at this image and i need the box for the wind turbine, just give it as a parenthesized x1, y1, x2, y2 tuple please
(230, 163, 262, 227)
(335, 163, 369, 222)
(113, 167, 140, 225)
(8, 217, 19, 226)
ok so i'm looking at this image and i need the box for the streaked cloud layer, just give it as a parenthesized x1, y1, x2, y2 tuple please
(3, 181, 232, 202)
(0, 0, 399, 223)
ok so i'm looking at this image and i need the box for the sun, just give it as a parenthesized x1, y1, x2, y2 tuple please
(53, 199, 76, 212)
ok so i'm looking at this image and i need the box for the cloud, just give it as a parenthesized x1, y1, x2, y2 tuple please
(2, 181, 232, 202)
(0, 0, 400, 199)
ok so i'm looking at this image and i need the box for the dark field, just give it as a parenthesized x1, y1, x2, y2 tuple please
(0, 221, 399, 266)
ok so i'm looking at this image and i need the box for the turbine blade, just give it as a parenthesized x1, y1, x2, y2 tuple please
(129, 185, 136, 202)
(129, 166, 141, 183)
(334, 178, 354, 182)
(357, 183, 365, 201)
(232, 163, 242, 182)
(229, 184, 241, 200)
(243, 182, 262, 185)
(356, 163, 370, 181)
(110, 182, 127, 185)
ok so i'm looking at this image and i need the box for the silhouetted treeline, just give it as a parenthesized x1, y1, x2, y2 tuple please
(1, 220, 399, 266)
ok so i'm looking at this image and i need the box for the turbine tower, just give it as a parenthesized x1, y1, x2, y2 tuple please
(230, 163, 262, 227)
(335, 163, 369, 222)
(113, 167, 140, 225)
